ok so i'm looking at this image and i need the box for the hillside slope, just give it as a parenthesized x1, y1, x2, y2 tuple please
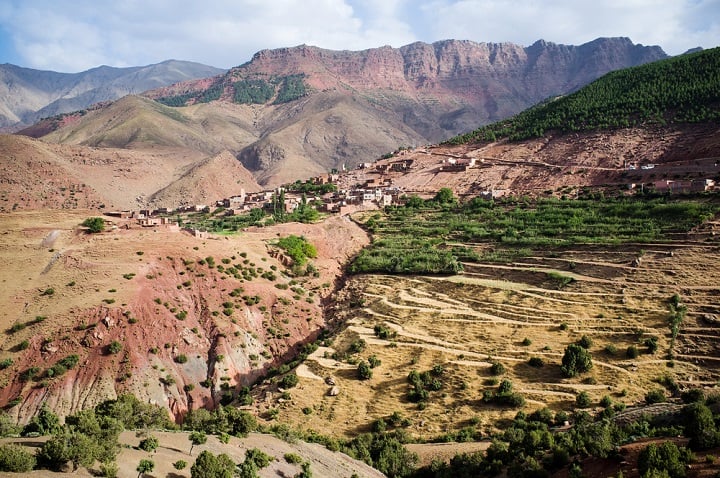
(22, 37, 666, 188)
(0, 60, 225, 130)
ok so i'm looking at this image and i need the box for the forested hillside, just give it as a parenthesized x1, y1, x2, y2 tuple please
(448, 47, 720, 144)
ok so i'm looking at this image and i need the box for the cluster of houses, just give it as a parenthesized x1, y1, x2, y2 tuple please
(103, 152, 717, 232)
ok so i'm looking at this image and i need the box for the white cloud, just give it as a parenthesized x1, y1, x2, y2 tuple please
(0, 0, 717, 71)
(422, 0, 719, 54)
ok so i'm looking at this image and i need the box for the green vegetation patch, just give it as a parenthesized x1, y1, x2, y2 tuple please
(448, 47, 720, 144)
(351, 194, 718, 274)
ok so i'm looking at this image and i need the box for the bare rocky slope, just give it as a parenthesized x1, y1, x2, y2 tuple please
(0, 60, 225, 131)
(0, 210, 369, 423)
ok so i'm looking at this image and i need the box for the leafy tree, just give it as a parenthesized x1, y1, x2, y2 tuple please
(82, 217, 105, 233)
(191, 450, 236, 478)
(189, 430, 207, 455)
(638, 441, 691, 478)
(684, 402, 720, 450)
(575, 392, 591, 408)
(136, 458, 154, 478)
(22, 403, 61, 436)
(0, 444, 36, 472)
(277, 235, 317, 266)
(174, 459, 187, 470)
(561, 344, 593, 377)
(138, 435, 159, 452)
(37, 429, 100, 471)
(279, 373, 299, 389)
(433, 188, 456, 206)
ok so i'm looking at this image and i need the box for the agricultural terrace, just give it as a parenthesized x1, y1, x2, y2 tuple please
(264, 192, 720, 441)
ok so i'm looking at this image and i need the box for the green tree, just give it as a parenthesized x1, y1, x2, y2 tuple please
(191, 450, 236, 478)
(136, 458, 154, 478)
(576, 392, 591, 408)
(189, 431, 207, 455)
(561, 344, 593, 377)
(82, 217, 105, 233)
(138, 436, 159, 452)
(638, 441, 691, 478)
(684, 402, 720, 450)
(0, 444, 36, 472)
(279, 373, 299, 389)
(23, 403, 61, 436)
(174, 459, 187, 470)
(433, 187, 456, 205)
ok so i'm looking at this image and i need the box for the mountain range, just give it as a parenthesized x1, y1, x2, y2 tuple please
(9, 38, 666, 190)
(0, 60, 225, 131)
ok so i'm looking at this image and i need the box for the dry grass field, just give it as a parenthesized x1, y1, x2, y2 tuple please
(258, 221, 720, 446)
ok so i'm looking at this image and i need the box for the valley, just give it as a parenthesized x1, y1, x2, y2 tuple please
(0, 41, 718, 478)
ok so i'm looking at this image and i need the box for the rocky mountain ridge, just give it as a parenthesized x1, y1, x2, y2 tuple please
(18, 37, 668, 189)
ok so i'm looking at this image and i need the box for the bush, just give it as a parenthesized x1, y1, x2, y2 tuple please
(561, 344, 593, 377)
(627, 345, 640, 358)
(138, 436, 159, 452)
(490, 361, 505, 376)
(107, 341, 122, 354)
(528, 357, 545, 368)
(174, 354, 188, 364)
(577, 335, 593, 349)
(173, 460, 187, 470)
(81, 217, 105, 233)
(645, 389, 667, 404)
(285, 452, 303, 464)
(576, 392, 592, 408)
(279, 373, 299, 389)
(638, 441, 692, 478)
(357, 361, 373, 380)
(0, 444, 36, 472)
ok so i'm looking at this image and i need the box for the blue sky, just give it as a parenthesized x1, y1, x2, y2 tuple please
(0, 0, 718, 72)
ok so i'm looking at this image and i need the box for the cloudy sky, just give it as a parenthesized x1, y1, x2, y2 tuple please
(0, 0, 718, 72)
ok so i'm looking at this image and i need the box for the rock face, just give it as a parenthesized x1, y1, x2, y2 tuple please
(143, 37, 667, 182)
(219, 37, 666, 138)
(13, 38, 668, 190)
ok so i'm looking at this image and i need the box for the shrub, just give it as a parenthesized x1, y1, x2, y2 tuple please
(577, 335, 593, 349)
(138, 436, 159, 452)
(173, 460, 187, 470)
(528, 357, 545, 367)
(490, 361, 505, 376)
(81, 217, 105, 233)
(174, 354, 188, 364)
(627, 345, 640, 358)
(576, 392, 592, 408)
(357, 361, 373, 380)
(107, 341, 122, 354)
(561, 344, 593, 377)
(521, 338, 532, 346)
(284, 452, 303, 464)
(279, 373, 299, 389)
(0, 443, 36, 472)
(645, 389, 667, 404)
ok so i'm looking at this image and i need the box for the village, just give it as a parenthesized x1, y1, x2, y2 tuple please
(103, 146, 718, 234)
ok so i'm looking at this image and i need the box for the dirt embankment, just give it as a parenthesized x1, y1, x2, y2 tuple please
(0, 210, 369, 423)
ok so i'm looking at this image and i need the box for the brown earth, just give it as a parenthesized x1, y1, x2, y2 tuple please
(0, 209, 368, 423)
(337, 123, 720, 198)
